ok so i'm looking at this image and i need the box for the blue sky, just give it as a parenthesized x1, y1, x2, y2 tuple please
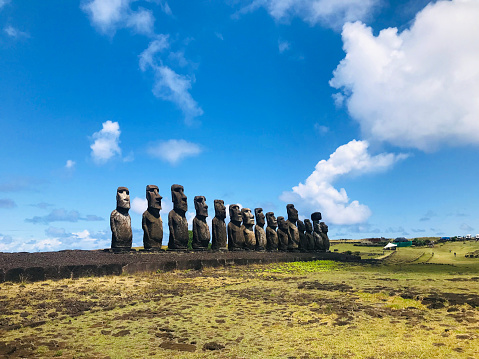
(1, 0, 478, 252)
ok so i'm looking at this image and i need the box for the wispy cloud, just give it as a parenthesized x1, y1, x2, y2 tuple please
(280, 140, 408, 225)
(0, 177, 46, 192)
(278, 39, 290, 53)
(0, 0, 11, 10)
(147, 139, 202, 165)
(4, 25, 29, 38)
(419, 210, 437, 222)
(30, 202, 54, 210)
(314, 123, 329, 135)
(65, 160, 76, 169)
(460, 223, 474, 232)
(25, 208, 104, 225)
(90, 120, 122, 164)
(0, 198, 16, 209)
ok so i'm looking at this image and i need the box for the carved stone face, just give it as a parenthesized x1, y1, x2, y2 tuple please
(171, 184, 187, 213)
(229, 204, 242, 223)
(277, 216, 287, 231)
(241, 208, 254, 226)
(116, 187, 130, 209)
(320, 222, 328, 233)
(311, 212, 322, 222)
(286, 204, 298, 222)
(194, 196, 208, 217)
(304, 219, 313, 233)
(255, 208, 265, 227)
(297, 219, 305, 232)
(214, 200, 226, 220)
(146, 185, 162, 210)
(266, 212, 277, 229)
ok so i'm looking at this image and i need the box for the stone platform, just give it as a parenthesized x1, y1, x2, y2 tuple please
(0, 250, 360, 283)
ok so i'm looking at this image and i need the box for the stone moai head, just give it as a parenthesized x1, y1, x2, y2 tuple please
(320, 222, 328, 233)
(171, 184, 187, 213)
(297, 219, 305, 232)
(214, 199, 226, 220)
(194, 196, 208, 218)
(146, 185, 162, 210)
(304, 219, 313, 233)
(277, 216, 287, 231)
(313, 221, 322, 234)
(241, 208, 255, 226)
(255, 208, 265, 227)
(229, 204, 242, 224)
(266, 212, 277, 229)
(287, 204, 298, 222)
(116, 187, 130, 210)
(311, 212, 322, 222)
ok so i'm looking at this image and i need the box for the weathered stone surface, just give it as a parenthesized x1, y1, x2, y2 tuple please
(286, 204, 300, 250)
(297, 219, 308, 251)
(266, 212, 278, 251)
(192, 196, 210, 250)
(277, 216, 289, 251)
(228, 204, 245, 250)
(254, 208, 267, 251)
(242, 208, 256, 250)
(312, 212, 324, 250)
(168, 184, 189, 250)
(320, 222, 331, 251)
(304, 219, 315, 251)
(142, 185, 163, 249)
(111, 187, 132, 250)
(212, 200, 227, 251)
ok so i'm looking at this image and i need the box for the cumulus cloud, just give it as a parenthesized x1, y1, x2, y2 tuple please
(25, 208, 104, 225)
(0, 198, 16, 209)
(147, 139, 202, 165)
(131, 197, 147, 215)
(235, 0, 380, 31)
(330, 0, 479, 151)
(90, 120, 122, 164)
(140, 39, 204, 124)
(81, 0, 154, 35)
(280, 140, 407, 225)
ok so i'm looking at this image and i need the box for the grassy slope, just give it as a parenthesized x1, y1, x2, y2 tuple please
(0, 242, 478, 358)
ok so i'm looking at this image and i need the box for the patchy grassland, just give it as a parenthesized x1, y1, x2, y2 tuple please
(1, 242, 479, 358)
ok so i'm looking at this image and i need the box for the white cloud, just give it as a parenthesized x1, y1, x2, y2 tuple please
(314, 123, 329, 135)
(147, 139, 202, 165)
(330, 0, 479, 151)
(215, 32, 224, 40)
(236, 0, 380, 31)
(90, 120, 122, 164)
(131, 197, 147, 215)
(65, 160, 76, 169)
(0, 0, 10, 10)
(81, 0, 154, 35)
(278, 40, 290, 53)
(280, 140, 407, 225)
(4, 25, 29, 38)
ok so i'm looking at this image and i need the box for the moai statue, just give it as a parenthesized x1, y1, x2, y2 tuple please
(297, 219, 308, 251)
(277, 216, 289, 251)
(320, 222, 331, 251)
(142, 185, 163, 250)
(242, 208, 256, 250)
(286, 204, 300, 250)
(254, 208, 267, 251)
(265, 212, 278, 251)
(110, 187, 133, 250)
(168, 184, 189, 250)
(192, 196, 210, 250)
(211, 199, 227, 251)
(228, 204, 245, 250)
(304, 219, 315, 251)
(311, 212, 324, 250)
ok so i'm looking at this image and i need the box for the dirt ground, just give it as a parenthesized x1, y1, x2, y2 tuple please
(1, 257, 478, 358)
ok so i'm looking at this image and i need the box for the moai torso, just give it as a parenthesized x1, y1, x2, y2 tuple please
(168, 184, 189, 250)
(241, 208, 256, 250)
(111, 187, 132, 249)
(286, 204, 299, 250)
(312, 212, 324, 251)
(297, 219, 308, 251)
(304, 219, 315, 251)
(254, 208, 267, 250)
(142, 185, 163, 249)
(277, 216, 289, 251)
(211, 200, 227, 250)
(192, 196, 210, 250)
(265, 212, 278, 251)
(228, 204, 245, 250)
(320, 222, 330, 251)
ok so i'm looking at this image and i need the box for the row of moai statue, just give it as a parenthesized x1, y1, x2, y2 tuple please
(110, 185, 330, 252)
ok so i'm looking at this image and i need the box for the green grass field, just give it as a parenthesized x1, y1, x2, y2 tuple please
(1, 241, 478, 358)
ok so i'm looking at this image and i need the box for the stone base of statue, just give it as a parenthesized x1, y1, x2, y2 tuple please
(167, 248, 190, 252)
(104, 248, 137, 253)
(139, 248, 165, 253)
